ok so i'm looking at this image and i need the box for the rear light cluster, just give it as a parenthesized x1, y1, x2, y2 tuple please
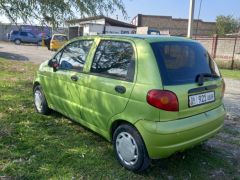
(147, 90, 179, 111)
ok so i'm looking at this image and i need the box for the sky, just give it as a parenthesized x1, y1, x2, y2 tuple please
(0, 0, 240, 24)
(118, 0, 240, 23)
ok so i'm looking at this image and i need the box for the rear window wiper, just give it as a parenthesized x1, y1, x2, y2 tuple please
(196, 73, 220, 86)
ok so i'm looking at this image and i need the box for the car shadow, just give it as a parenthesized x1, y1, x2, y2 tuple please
(50, 110, 108, 142)
(0, 51, 29, 61)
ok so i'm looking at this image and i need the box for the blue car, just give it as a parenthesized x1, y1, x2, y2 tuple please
(9, 31, 43, 45)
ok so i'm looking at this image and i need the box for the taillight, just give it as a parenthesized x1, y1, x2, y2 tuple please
(147, 90, 179, 111)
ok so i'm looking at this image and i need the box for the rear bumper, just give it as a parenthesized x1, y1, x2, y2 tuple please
(135, 105, 225, 159)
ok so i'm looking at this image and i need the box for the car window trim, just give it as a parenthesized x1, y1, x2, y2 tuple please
(89, 71, 133, 82)
(89, 39, 136, 82)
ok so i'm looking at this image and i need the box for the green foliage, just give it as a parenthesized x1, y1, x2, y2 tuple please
(215, 15, 240, 36)
(0, 0, 126, 27)
(0, 58, 239, 179)
(220, 68, 240, 80)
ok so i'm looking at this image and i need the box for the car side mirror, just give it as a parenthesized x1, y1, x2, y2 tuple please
(48, 58, 59, 72)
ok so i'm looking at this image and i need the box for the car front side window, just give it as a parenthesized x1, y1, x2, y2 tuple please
(58, 40, 93, 71)
(90, 40, 135, 81)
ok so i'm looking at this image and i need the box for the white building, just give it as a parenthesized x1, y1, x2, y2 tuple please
(66, 16, 136, 39)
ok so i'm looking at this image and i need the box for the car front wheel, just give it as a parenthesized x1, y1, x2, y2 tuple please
(113, 124, 150, 172)
(14, 39, 21, 45)
(37, 41, 42, 46)
(33, 85, 50, 115)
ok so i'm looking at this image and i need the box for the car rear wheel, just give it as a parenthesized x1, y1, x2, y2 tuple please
(14, 39, 21, 45)
(113, 124, 150, 172)
(33, 85, 50, 115)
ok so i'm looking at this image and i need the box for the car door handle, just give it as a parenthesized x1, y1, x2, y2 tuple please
(71, 75, 78, 81)
(115, 85, 126, 94)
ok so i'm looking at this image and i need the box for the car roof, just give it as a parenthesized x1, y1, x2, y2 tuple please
(53, 34, 67, 36)
(75, 34, 195, 43)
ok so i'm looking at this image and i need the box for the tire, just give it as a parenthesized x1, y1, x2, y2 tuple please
(113, 124, 150, 172)
(14, 39, 21, 45)
(33, 85, 50, 115)
(37, 41, 42, 46)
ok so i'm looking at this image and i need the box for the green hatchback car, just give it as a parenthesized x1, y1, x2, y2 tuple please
(33, 35, 225, 171)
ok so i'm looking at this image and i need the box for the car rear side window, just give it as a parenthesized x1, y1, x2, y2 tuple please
(151, 41, 220, 85)
(58, 40, 93, 71)
(20, 32, 28, 36)
(90, 40, 135, 81)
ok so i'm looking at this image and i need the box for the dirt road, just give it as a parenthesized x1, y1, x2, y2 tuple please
(224, 78, 240, 119)
(0, 41, 54, 64)
(204, 78, 240, 178)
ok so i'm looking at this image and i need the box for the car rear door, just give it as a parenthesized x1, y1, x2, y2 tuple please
(27, 32, 37, 43)
(72, 38, 136, 131)
(151, 41, 224, 121)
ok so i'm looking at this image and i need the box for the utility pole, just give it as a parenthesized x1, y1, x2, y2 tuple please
(187, 0, 195, 38)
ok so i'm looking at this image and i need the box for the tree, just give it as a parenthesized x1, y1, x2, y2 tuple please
(0, 0, 126, 27)
(216, 15, 240, 36)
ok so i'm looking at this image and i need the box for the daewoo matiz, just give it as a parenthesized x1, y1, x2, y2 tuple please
(33, 35, 225, 171)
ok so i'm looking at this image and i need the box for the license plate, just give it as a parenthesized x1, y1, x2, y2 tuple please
(189, 91, 215, 107)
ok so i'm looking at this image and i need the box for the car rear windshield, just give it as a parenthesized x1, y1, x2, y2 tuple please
(151, 41, 220, 85)
(53, 35, 68, 41)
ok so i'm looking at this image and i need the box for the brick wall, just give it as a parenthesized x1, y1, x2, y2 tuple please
(132, 14, 216, 36)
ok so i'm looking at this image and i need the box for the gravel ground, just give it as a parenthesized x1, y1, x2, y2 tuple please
(0, 41, 54, 64)
(224, 78, 240, 119)
(205, 78, 240, 178)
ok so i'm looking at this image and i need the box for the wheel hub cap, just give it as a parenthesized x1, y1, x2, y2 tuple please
(34, 90, 43, 111)
(116, 132, 139, 166)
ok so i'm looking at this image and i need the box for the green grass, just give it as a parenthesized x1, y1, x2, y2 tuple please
(220, 69, 240, 80)
(0, 58, 239, 179)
